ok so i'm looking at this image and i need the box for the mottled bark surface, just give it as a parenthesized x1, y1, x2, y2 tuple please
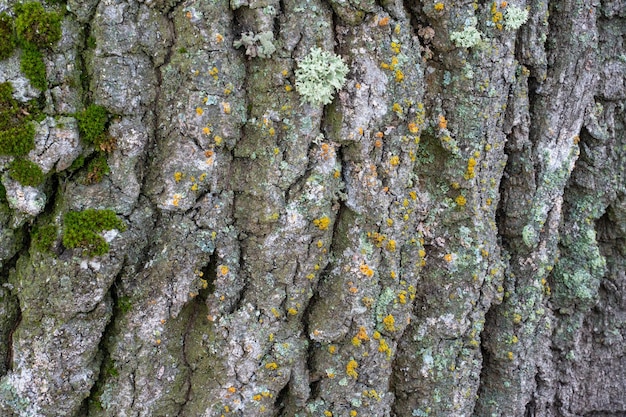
(0, 0, 624, 416)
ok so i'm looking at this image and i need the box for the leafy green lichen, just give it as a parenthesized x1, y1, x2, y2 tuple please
(62, 209, 126, 256)
(8, 158, 45, 186)
(504, 6, 529, 31)
(295, 47, 349, 105)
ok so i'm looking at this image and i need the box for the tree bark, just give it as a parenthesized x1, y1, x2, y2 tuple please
(0, 0, 624, 416)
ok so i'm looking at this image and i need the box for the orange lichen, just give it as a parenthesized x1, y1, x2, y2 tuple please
(438, 115, 447, 129)
(378, 16, 390, 26)
(444, 253, 453, 262)
(359, 263, 374, 277)
(215, 33, 224, 43)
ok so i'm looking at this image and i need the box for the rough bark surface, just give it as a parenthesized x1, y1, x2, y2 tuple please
(0, 0, 624, 416)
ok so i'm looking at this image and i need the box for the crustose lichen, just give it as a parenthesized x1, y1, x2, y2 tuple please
(295, 47, 349, 106)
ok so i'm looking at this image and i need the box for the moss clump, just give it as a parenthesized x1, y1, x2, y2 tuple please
(20, 43, 47, 91)
(15, 2, 62, 49)
(76, 104, 109, 145)
(8, 158, 45, 186)
(67, 154, 85, 171)
(85, 153, 109, 184)
(32, 224, 57, 252)
(0, 13, 17, 60)
(0, 83, 37, 156)
(62, 209, 126, 256)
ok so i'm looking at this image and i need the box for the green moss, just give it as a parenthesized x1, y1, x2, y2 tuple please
(76, 104, 109, 145)
(8, 158, 45, 186)
(0, 123, 36, 156)
(15, 2, 62, 49)
(62, 209, 126, 256)
(117, 296, 132, 313)
(0, 13, 17, 60)
(32, 224, 57, 252)
(67, 154, 85, 171)
(85, 153, 109, 183)
(20, 42, 48, 91)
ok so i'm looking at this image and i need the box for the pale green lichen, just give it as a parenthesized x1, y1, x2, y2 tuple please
(233, 31, 276, 58)
(450, 21, 482, 48)
(295, 47, 349, 105)
(504, 6, 529, 30)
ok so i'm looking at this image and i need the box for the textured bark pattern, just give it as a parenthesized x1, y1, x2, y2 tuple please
(0, 0, 624, 416)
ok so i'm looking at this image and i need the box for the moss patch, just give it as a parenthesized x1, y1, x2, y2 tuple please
(32, 224, 57, 252)
(8, 158, 45, 186)
(62, 209, 126, 256)
(0, 13, 17, 60)
(20, 43, 47, 91)
(15, 2, 62, 49)
(85, 153, 109, 184)
(76, 104, 109, 145)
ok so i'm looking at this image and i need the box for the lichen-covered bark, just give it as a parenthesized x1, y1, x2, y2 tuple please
(0, 0, 624, 416)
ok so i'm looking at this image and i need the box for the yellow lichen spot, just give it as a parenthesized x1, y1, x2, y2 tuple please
(306, 273, 315, 280)
(386, 240, 396, 251)
(378, 338, 391, 358)
(389, 155, 400, 166)
(215, 33, 224, 43)
(269, 333, 274, 342)
(444, 253, 453, 262)
(511, 335, 519, 344)
(328, 344, 337, 354)
(390, 41, 401, 54)
(358, 127, 364, 135)
(398, 291, 407, 304)
(351, 336, 361, 347)
(346, 359, 358, 378)
(350, 411, 358, 417)
(219, 265, 229, 275)
(202, 126, 211, 135)
(324, 411, 333, 417)
(395, 69, 404, 83)
(383, 314, 396, 331)
(313, 216, 331, 230)
(434, 2, 444, 11)
(214, 135, 223, 146)
(438, 115, 447, 129)
(507, 351, 514, 360)
(386, 218, 394, 226)
(392, 102, 403, 114)
(271, 307, 280, 318)
(288, 307, 298, 315)
(390, 270, 397, 279)
(228, 386, 237, 393)
(265, 362, 278, 370)
(172, 194, 182, 206)
(513, 313, 522, 324)
(222, 102, 231, 114)
(174, 171, 183, 182)
(209, 66, 219, 77)
(455, 195, 467, 206)
(372, 331, 381, 340)
(485, 143, 492, 151)
(252, 394, 262, 401)
(380, 62, 390, 70)
(408, 122, 419, 134)
(359, 263, 374, 278)
(196, 107, 204, 116)
(465, 157, 477, 179)
(333, 169, 341, 178)
(409, 191, 417, 201)
(285, 85, 293, 92)
(268, 127, 276, 136)
(191, 183, 199, 191)
(486, 198, 493, 206)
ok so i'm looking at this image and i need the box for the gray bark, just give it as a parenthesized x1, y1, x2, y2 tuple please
(0, 0, 624, 416)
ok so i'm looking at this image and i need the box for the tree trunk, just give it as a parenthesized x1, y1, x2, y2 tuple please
(0, 0, 624, 416)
